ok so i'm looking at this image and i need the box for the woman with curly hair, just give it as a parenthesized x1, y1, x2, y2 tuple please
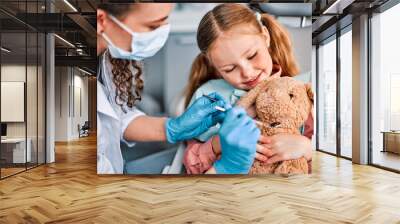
(97, 3, 260, 174)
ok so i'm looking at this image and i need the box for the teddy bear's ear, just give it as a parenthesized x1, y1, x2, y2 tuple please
(236, 79, 270, 108)
(305, 83, 314, 104)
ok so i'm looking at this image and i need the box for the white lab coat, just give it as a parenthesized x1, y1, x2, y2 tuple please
(97, 53, 145, 174)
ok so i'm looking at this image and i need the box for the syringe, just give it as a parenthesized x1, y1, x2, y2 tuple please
(202, 94, 263, 127)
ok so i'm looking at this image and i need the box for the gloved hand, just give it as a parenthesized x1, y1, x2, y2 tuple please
(165, 92, 230, 143)
(214, 107, 260, 174)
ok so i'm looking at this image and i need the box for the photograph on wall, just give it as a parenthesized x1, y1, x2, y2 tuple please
(97, 2, 313, 175)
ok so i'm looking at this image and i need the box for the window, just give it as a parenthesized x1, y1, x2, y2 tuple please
(317, 37, 337, 154)
(0, 1, 47, 179)
(339, 29, 352, 158)
(371, 2, 400, 171)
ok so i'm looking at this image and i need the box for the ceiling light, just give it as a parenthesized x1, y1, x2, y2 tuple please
(54, 34, 75, 48)
(322, 0, 354, 15)
(78, 67, 93, 76)
(1, 47, 11, 53)
(300, 17, 310, 27)
(323, 0, 341, 14)
(63, 0, 78, 12)
(76, 49, 84, 55)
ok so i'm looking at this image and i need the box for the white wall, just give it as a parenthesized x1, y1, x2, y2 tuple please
(1, 64, 46, 164)
(286, 26, 312, 74)
(55, 66, 69, 141)
(1, 65, 26, 140)
(1, 65, 41, 138)
(54, 67, 89, 141)
(72, 73, 89, 138)
(1, 66, 25, 128)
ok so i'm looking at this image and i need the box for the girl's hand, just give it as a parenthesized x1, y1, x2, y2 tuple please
(246, 105, 257, 118)
(211, 135, 221, 155)
(255, 135, 270, 162)
(257, 134, 312, 164)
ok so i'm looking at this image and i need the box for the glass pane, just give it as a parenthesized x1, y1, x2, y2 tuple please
(317, 38, 337, 154)
(1, 30, 27, 177)
(0, 1, 46, 178)
(38, 32, 45, 165)
(371, 3, 400, 171)
(340, 29, 352, 158)
(27, 31, 38, 169)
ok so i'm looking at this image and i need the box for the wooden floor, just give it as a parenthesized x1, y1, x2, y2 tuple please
(1, 163, 45, 178)
(1, 135, 400, 223)
(1, 167, 26, 178)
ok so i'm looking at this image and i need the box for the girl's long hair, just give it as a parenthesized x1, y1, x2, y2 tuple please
(184, 3, 299, 107)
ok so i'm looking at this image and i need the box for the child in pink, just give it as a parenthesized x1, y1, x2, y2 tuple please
(182, 4, 314, 174)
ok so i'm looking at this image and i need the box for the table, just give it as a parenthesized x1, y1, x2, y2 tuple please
(1, 138, 32, 164)
(381, 131, 400, 154)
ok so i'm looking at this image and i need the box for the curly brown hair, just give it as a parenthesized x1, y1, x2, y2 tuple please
(99, 3, 143, 112)
(108, 53, 143, 112)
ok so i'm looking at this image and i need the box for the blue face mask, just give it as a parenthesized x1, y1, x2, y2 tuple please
(102, 14, 170, 61)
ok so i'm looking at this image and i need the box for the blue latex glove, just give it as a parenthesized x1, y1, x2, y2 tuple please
(214, 107, 260, 174)
(165, 92, 230, 143)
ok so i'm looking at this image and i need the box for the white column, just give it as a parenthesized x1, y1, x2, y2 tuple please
(352, 14, 369, 164)
(46, 1, 55, 163)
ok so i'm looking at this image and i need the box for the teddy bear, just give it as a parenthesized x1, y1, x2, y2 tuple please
(236, 76, 314, 175)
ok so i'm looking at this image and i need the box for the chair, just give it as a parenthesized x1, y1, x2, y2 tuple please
(78, 121, 90, 138)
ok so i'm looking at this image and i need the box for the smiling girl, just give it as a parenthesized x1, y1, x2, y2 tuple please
(182, 3, 314, 174)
